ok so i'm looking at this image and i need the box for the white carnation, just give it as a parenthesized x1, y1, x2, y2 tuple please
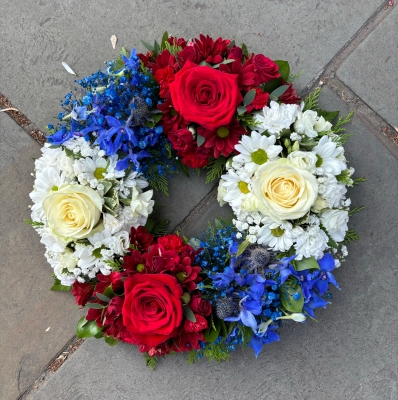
(320, 209, 349, 242)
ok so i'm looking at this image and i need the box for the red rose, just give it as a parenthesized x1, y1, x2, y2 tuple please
(189, 294, 212, 316)
(169, 60, 243, 130)
(122, 274, 183, 347)
(168, 128, 194, 152)
(252, 54, 280, 84)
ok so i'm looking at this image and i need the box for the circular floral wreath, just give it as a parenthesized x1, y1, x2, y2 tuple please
(28, 33, 362, 367)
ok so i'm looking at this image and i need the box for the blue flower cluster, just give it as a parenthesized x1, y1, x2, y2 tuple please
(196, 224, 340, 358)
(47, 48, 169, 174)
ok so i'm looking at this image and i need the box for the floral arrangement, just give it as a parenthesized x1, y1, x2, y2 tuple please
(28, 33, 363, 368)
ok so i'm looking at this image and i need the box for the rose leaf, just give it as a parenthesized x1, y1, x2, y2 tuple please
(243, 89, 256, 106)
(275, 60, 290, 82)
(183, 305, 196, 322)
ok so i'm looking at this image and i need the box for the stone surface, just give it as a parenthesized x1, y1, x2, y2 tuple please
(30, 88, 398, 400)
(338, 6, 398, 127)
(0, 0, 385, 131)
(0, 115, 84, 400)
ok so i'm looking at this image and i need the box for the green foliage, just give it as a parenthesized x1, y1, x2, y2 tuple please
(24, 219, 44, 228)
(293, 257, 320, 272)
(314, 108, 340, 122)
(241, 43, 249, 58)
(76, 316, 103, 339)
(144, 353, 158, 370)
(50, 276, 72, 292)
(348, 206, 365, 216)
(151, 219, 169, 237)
(332, 133, 353, 146)
(104, 335, 119, 346)
(353, 177, 367, 185)
(343, 229, 360, 244)
(288, 70, 304, 82)
(336, 169, 354, 186)
(103, 258, 124, 272)
(274, 60, 290, 82)
(280, 278, 304, 313)
(332, 111, 354, 133)
(303, 87, 322, 111)
(187, 342, 231, 364)
(237, 238, 250, 256)
(237, 112, 260, 129)
(205, 156, 227, 184)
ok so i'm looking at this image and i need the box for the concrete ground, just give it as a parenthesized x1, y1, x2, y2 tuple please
(1, 1, 397, 399)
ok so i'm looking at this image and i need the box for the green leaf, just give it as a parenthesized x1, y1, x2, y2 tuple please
(237, 105, 247, 115)
(160, 31, 169, 51)
(94, 331, 104, 339)
(86, 303, 105, 309)
(241, 43, 249, 58)
(243, 89, 256, 106)
(212, 59, 235, 69)
(261, 77, 283, 93)
(228, 39, 236, 48)
(203, 319, 221, 342)
(76, 317, 103, 339)
(205, 156, 226, 184)
(104, 335, 119, 346)
(197, 134, 206, 147)
(144, 217, 155, 233)
(237, 238, 249, 256)
(120, 46, 129, 58)
(50, 277, 72, 292)
(327, 235, 338, 249)
(314, 108, 339, 122)
(103, 285, 116, 299)
(241, 325, 254, 347)
(183, 305, 196, 322)
(293, 257, 320, 272)
(96, 292, 111, 303)
(219, 319, 227, 337)
(64, 147, 74, 158)
(270, 85, 289, 98)
(141, 40, 154, 52)
(275, 60, 290, 82)
(279, 279, 304, 313)
(199, 60, 212, 67)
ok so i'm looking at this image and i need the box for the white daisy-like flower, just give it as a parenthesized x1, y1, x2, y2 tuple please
(257, 218, 301, 252)
(233, 131, 283, 173)
(35, 145, 63, 172)
(312, 136, 346, 175)
(29, 166, 65, 204)
(294, 225, 329, 260)
(220, 169, 253, 208)
(254, 101, 300, 136)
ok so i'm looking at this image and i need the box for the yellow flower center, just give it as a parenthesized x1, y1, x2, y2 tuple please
(251, 149, 268, 165)
(94, 167, 106, 180)
(271, 227, 284, 237)
(316, 154, 323, 168)
(238, 181, 250, 194)
(216, 126, 230, 138)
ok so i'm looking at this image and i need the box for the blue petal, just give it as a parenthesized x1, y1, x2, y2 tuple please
(249, 336, 264, 358)
(315, 279, 328, 295)
(318, 253, 335, 272)
(326, 272, 340, 289)
(240, 309, 258, 331)
(224, 316, 241, 322)
(105, 115, 121, 127)
(243, 299, 262, 315)
(279, 268, 292, 284)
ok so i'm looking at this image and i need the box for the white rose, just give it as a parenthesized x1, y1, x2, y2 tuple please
(252, 159, 318, 220)
(294, 110, 318, 138)
(314, 116, 332, 132)
(42, 184, 103, 240)
(287, 151, 318, 172)
(320, 209, 349, 242)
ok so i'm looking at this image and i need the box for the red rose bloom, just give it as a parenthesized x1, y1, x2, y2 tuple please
(189, 294, 212, 316)
(168, 128, 194, 152)
(252, 54, 280, 84)
(169, 60, 243, 130)
(122, 274, 183, 347)
(72, 281, 94, 307)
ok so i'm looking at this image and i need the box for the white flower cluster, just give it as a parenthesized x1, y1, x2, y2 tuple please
(29, 137, 154, 285)
(218, 102, 354, 261)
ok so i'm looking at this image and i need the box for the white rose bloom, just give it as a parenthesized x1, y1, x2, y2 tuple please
(314, 116, 332, 132)
(254, 101, 300, 136)
(287, 151, 318, 172)
(320, 209, 349, 242)
(294, 225, 329, 260)
(40, 227, 68, 252)
(252, 159, 318, 221)
(293, 110, 318, 138)
(42, 183, 103, 240)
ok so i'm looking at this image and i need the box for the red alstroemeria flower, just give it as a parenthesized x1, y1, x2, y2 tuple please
(146, 49, 178, 74)
(176, 45, 201, 67)
(173, 257, 202, 290)
(94, 272, 123, 296)
(123, 249, 148, 275)
(168, 127, 195, 152)
(168, 36, 187, 48)
(142, 244, 180, 273)
(219, 55, 257, 91)
(180, 145, 213, 168)
(72, 281, 94, 307)
(198, 119, 247, 158)
(193, 34, 230, 64)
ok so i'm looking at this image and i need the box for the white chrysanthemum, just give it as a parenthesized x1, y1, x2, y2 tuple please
(317, 173, 347, 208)
(39, 227, 67, 252)
(233, 131, 283, 173)
(220, 170, 253, 208)
(34, 145, 63, 172)
(256, 218, 301, 252)
(254, 101, 300, 136)
(45, 249, 78, 286)
(29, 166, 65, 204)
(119, 170, 149, 198)
(312, 136, 346, 175)
(294, 225, 329, 260)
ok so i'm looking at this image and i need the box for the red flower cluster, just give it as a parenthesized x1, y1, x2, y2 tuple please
(139, 34, 300, 167)
(72, 228, 211, 356)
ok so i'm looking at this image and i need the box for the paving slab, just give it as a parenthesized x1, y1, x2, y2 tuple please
(338, 6, 398, 127)
(0, 0, 385, 132)
(0, 115, 84, 400)
(30, 87, 398, 400)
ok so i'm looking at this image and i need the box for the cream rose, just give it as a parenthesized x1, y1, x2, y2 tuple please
(252, 159, 318, 220)
(42, 184, 103, 240)
(287, 151, 317, 172)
